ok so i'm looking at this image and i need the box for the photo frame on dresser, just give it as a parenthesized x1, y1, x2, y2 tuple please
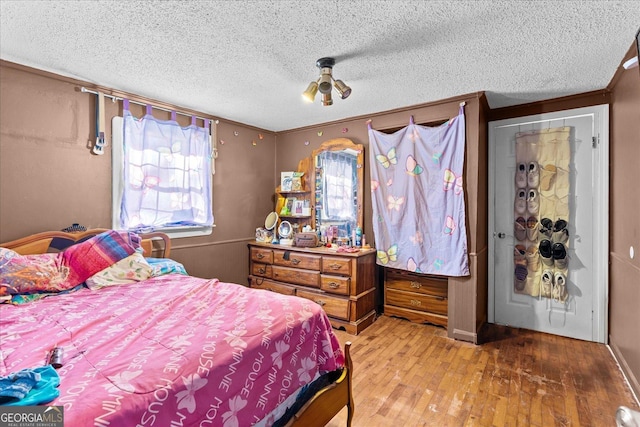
(293, 200, 305, 216)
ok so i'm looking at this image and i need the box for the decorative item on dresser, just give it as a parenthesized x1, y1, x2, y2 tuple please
(383, 267, 449, 327)
(248, 241, 377, 335)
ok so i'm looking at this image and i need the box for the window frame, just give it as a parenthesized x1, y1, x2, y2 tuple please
(111, 116, 214, 238)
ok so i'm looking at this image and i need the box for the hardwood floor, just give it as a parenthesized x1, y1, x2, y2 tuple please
(326, 315, 639, 427)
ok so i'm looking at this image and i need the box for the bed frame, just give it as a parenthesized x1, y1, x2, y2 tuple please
(1, 228, 354, 426)
(2, 228, 171, 258)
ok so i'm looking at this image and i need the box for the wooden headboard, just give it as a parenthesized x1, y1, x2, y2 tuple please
(0, 229, 171, 258)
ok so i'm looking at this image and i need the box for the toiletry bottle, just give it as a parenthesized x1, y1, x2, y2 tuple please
(355, 225, 362, 247)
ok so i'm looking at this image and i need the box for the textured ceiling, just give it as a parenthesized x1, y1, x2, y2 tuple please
(1, 1, 639, 131)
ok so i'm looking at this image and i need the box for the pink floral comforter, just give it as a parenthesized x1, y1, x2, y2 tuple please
(0, 275, 344, 426)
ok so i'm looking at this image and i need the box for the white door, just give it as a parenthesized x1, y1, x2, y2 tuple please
(488, 105, 609, 343)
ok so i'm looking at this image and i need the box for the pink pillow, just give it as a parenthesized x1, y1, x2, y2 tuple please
(61, 230, 139, 287)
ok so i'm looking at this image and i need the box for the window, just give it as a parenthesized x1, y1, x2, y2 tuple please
(320, 151, 357, 222)
(111, 107, 214, 238)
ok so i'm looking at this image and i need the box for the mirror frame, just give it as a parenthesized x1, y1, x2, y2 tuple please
(311, 138, 364, 234)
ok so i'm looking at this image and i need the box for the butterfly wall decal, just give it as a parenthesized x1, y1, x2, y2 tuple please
(443, 169, 463, 195)
(376, 147, 397, 169)
(405, 155, 424, 176)
(387, 195, 405, 211)
(377, 244, 398, 265)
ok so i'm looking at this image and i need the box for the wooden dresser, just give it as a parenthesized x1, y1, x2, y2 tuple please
(248, 241, 377, 335)
(384, 267, 448, 327)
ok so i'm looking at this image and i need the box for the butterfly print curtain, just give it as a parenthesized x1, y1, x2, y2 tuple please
(368, 106, 469, 276)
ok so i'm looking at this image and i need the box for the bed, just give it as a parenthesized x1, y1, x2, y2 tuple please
(0, 229, 354, 426)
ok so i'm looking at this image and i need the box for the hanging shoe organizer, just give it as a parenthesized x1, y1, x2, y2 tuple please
(513, 127, 571, 303)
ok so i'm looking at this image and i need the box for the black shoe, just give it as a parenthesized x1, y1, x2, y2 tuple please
(539, 239, 553, 266)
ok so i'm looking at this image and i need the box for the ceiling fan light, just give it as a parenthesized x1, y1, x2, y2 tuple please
(318, 68, 333, 94)
(334, 79, 352, 99)
(302, 81, 318, 102)
(321, 92, 333, 106)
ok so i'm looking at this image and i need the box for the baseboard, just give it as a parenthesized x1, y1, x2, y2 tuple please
(609, 336, 640, 405)
(452, 328, 477, 343)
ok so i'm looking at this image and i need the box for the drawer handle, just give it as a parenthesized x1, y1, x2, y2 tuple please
(291, 258, 301, 265)
(329, 263, 342, 270)
(410, 281, 422, 289)
(314, 299, 326, 306)
(410, 299, 422, 307)
(328, 282, 340, 289)
(258, 267, 266, 274)
(256, 253, 264, 259)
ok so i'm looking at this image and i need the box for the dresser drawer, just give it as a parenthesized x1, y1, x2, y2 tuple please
(322, 256, 352, 276)
(249, 278, 295, 296)
(385, 288, 447, 315)
(273, 249, 321, 270)
(251, 247, 273, 264)
(385, 270, 447, 298)
(320, 274, 350, 296)
(272, 265, 320, 288)
(297, 289, 350, 320)
(251, 263, 272, 278)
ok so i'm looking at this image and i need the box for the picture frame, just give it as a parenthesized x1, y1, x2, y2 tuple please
(293, 200, 305, 216)
(280, 172, 294, 192)
(281, 197, 296, 216)
(291, 172, 304, 191)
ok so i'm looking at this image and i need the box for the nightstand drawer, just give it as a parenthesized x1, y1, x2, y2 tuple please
(385, 288, 447, 315)
(322, 256, 352, 276)
(272, 265, 320, 288)
(297, 290, 350, 320)
(249, 278, 295, 296)
(320, 274, 350, 295)
(251, 263, 272, 278)
(385, 269, 447, 298)
(251, 247, 273, 264)
(273, 249, 321, 270)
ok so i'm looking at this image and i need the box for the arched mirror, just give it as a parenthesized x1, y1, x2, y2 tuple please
(312, 138, 364, 239)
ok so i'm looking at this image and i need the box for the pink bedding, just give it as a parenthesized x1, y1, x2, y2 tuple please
(0, 274, 344, 426)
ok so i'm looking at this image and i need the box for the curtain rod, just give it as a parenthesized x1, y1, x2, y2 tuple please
(80, 87, 217, 123)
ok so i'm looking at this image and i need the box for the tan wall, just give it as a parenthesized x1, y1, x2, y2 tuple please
(0, 62, 277, 285)
(608, 48, 640, 397)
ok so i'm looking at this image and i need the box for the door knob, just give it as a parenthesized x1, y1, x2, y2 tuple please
(496, 232, 506, 239)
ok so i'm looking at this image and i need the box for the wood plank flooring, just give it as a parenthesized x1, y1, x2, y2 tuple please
(326, 315, 639, 427)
